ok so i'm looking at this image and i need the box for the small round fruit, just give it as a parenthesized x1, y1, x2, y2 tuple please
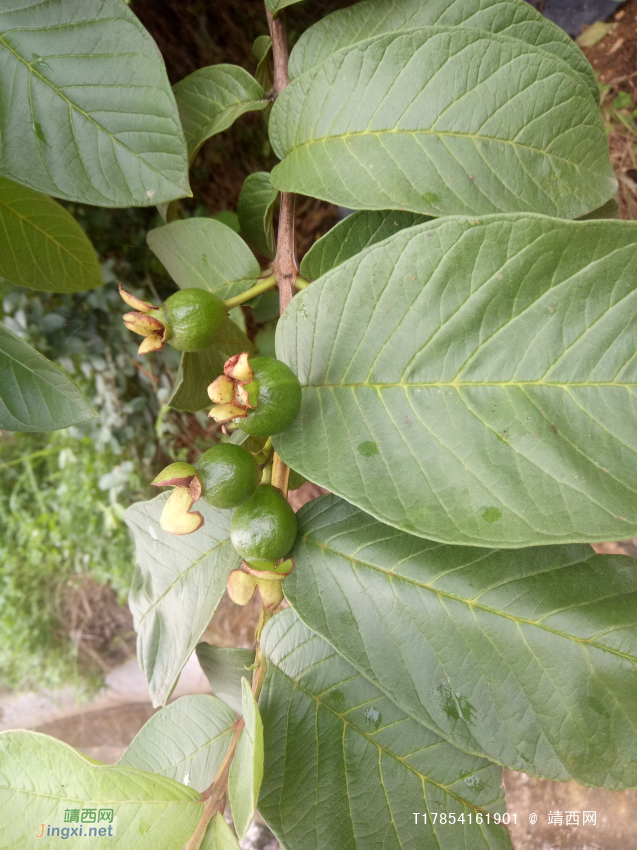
(230, 484, 297, 564)
(152, 289, 226, 352)
(238, 357, 302, 437)
(197, 444, 260, 509)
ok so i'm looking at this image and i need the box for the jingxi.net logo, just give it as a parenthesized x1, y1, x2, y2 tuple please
(35, 807, 118, 839)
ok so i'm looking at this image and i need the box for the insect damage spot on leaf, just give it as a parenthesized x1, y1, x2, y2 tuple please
(482, 507, 502, 523)
(358, 441, 379, 457)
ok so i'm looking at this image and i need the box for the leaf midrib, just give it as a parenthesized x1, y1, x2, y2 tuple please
(302, 380, 636, 389)
(300, 534, 637, 664)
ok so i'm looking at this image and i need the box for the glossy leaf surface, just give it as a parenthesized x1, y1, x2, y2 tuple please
(125, 493, 240, 707)
(237, 172, 278, 260)
(270, 29, 615, 219)
(228, 679, 264, 840)
(0, 0, 189, 207)
(300, 209, 431, 280)
(148, 218, 261, 302)
(284, 496, 637, 788)
(196, 644, 255, 715)
(275, 215, 637, 547)
(0, 323, 96, 431)
(259, 608, 512, 850)
(288, 0, 598, 102)
(119, 695, 235, 792)
(174, 65, 267, 163)
(0, 731, 202, 846)
(169, 319, 255, 413)
(0, 176, 100, 293)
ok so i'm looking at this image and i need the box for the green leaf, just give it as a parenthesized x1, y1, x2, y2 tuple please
(579, 197, 621, 221)
(200, 814, 241, 850)
(284, 496, 637, 789)
(288, 0, 599, 103)
(270, 29, 615, 219)
(0, 0, 190, 207)
(274, 215, 637, 547)
(300, 210, 431, 280)
(228, 679, 264, 841)
(0, 323, 97, 431)
(196, 644, 255, 715)
(0, 176, 100, 293)
(174, 65, 268, 164)
(169, 318, 255, 413)
(237, 172, 278, 260)
(147, 218, 261, 302)
(125, 493, 241, 707)
(253, 36, 273, 93)
(119, 695, 236, 793)
(0, 731, 202, 846)
(259, 608, 513, 850)
(265, 0, 305, 15)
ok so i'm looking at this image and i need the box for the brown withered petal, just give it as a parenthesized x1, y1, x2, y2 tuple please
(208, 403, 248, 423)
(233, 383, 255, 409)
(223, 351, 253, 383)
(188, 473, 202, 501)
(119, 283, 154, 313)
(160, 487, 204, 536)
(227, 569, 258, 606)
(138, 333, 165, 355)
(151, 462, 196, 488)
(207, 374, 235, 405)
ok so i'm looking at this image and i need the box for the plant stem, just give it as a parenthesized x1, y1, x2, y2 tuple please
(223, 275, 277, 310)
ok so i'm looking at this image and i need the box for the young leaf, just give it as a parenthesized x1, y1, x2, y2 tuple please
(169, 319, 255, 413)
(200, 814, 241, 850)
(0, 0, 189, 207)
(196, 644, 255, 715)
(0, 731, 202, 846)
(119, 695, 236, 792)
(0, 176, 100, 293)
(275, 215, 637, 547)
(237, 172, 278, 260)
(253, 36, 274, 93)
(125, 493, 241, 707)
(265, 0, 305, 14)
(0, 323, 97, 431)
(300, 210, 431, 280)
(259, 608, 513, 850)
(174, 65, 268, 163)
(579, 198, 621, 221)
(284, 496, 637, 789)
(270, 29, 615, 219)
(228, 679, 264, 840)
(288, 0, 599, 102)
(147, 218, 261, 302)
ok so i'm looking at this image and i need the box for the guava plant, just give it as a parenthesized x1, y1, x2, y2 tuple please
(0, 1, 636, 849)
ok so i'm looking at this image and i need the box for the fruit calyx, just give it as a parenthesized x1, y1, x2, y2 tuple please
(151, 461, 204, 534)
(207, 352, 258, 425)
(120, 284, 168, 355)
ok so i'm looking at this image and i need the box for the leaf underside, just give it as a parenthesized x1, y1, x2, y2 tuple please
(0, 322, 96, 431)
(270, 28, 615, 219)
(284, 496, 637, 789)
(288, 0, 599, 103)
(259, 608, 513, 850)
(147, 218, 261, 302)
(275, 214, 637, 547)
(196, 644, 255, 715)
(119, 694, 236, 793)
(125, 493, 240, 707)
(0, 0, 190, 206)
(228, 679, 264, 840)
(0, 175, 101, 292)
(237, 171, 278, 260)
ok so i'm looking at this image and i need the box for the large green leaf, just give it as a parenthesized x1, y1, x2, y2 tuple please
(119, 695, 235, 793)
(0, 731, 202, 847)
(0, 323, 96, 431)
(300, 210, 431, 280)
(284, 496, 637, 789)
(169, 318, 255, 413)
(270, 29, 615, 219)
(237, 172, 278, 260)
(125, 493, 240, 707)
(148, 218, 261, 303)
(275, 215, 637, 547)
(0, 0, 189, 207)
(196, 644, 255, 715)
(228, 679, 264, 840)
(259, 608, 513, 850)
(0, 176, 100, 293)
(288, 0, 598, 102)
(174, 65, 268, 163)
